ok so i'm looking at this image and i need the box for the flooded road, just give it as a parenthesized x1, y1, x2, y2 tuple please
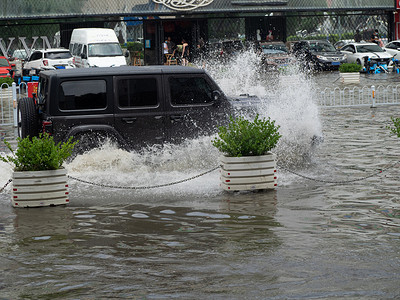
(1, 64, 400, 298)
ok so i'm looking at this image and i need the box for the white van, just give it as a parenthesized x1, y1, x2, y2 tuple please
(69, 28, 128, 68)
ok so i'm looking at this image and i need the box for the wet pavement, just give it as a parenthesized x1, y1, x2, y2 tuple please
(1, 65, 400, 299)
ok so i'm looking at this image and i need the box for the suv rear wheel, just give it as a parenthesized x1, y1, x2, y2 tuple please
(17, 97, 39, 138)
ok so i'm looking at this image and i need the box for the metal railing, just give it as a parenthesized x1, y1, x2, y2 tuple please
(0, 82, 26, 126)
(315, 85, 400, 107)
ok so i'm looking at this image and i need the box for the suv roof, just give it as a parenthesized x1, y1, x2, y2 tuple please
(40, 65, 206, 79)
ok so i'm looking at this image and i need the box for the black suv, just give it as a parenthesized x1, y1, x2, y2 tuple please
(17, 66, 232, 151)
(292, 40, 347, 70)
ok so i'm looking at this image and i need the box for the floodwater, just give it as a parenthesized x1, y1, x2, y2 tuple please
(1, 56, 400, 299)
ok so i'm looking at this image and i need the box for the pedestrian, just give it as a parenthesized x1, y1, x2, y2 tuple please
(166, 36, 175, 54)
(163, 38, 169, 63)
(266, 30, 274, 42)
(371, 29, 379, 45)
(181, 39, 189, 66)
(354, 29, 361, 42)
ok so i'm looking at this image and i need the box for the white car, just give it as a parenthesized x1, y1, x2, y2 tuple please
(23, 48, 74, 75)
(383, 40, 400, 60)
(340, 42, 393, 67)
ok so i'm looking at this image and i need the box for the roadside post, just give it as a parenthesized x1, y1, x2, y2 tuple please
(371, 85, 376, 108)
(12, 82, 17, 127)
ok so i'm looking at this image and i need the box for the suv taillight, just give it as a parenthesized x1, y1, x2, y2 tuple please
(42, 120, 53, 134)
(43, 60, 48, 66)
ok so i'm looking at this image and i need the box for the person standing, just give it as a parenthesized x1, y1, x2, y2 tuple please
(371, 29, 379, 45)
(181, 39, 189, 66)
(354, 29, 362, 42)
(163, 38, 169, 64)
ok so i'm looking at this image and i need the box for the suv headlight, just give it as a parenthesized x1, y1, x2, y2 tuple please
(316, 55, 328, 61)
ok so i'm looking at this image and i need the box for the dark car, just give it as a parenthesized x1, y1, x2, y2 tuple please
(292, 40, 347, 70)
(17, 66, 233, 152)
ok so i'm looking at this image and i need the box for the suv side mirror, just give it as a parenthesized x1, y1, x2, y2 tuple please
(125, 51, 129, 57)
(212, 90, 222, 101)
(81, 53, 87, 59)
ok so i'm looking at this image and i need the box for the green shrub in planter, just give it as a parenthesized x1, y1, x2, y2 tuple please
(212, 114, 281, 157)
(0, 133, 78, 171)
(339, 63, 362, 73)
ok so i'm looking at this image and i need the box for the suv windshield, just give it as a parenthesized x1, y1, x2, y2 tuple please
(44, 51, 72, 59)
(261, 44, 288, 54)
(88, 43, 123, 57)
(309, 42, 336, 52)
(0, 58, 10, 67)
(356, 44, 384, 53)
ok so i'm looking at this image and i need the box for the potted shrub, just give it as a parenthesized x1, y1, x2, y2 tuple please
(0, 133, 77, 208)
(212, 114, 281, 191)
(339, 63, 362, 84)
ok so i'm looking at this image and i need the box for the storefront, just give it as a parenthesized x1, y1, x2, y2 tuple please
(0, 0, 396, 65)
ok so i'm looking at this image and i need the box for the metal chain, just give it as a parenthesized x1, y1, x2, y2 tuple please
(67, 166, 220, 190)
(277, 159, 400, 185)
(1, 159, 399, 193)
(0, 178, 12, 193)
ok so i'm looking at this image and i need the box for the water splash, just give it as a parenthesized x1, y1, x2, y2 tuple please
(203, 49, 323, 166)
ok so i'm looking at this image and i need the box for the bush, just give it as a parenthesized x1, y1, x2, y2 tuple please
(339, 63, 362, 73)
(126, 42, 144, 52)
(212, 114, 281, 157)
(0, 77, 14, 87)
(0, 133, 78, 171)
(387, 117, 400, 138)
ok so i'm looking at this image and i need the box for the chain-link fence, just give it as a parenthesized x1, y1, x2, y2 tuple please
(0, 11, 392, 62)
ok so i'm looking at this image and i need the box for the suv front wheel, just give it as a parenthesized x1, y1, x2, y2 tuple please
(17, 97, 39, 138)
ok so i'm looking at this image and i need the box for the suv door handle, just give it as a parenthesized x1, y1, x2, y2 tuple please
(170, 115, 184, 121)
(122, 117, 137, 124)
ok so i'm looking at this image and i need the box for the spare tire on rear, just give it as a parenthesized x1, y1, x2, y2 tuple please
(17, 97, 39, 139)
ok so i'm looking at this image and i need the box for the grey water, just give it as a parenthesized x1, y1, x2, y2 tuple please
(1, 58, 400, 299)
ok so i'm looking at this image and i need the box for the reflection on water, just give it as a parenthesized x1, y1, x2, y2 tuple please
(1, 58, 400, 298)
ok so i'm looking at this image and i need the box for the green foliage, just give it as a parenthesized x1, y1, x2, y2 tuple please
(212, 114, 281, 157)
(0, 77, 14, 87)
(126, 42, 144, 52)
(387, 117, 400, 138)
(339, 63, 362, 73)
(0, 133, 78, 171)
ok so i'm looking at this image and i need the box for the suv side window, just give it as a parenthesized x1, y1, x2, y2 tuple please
(117, 78, 158, 107)
(29, 51, 42, 61)
(169, 76, 213, 105)
(59, 80, 107, 110)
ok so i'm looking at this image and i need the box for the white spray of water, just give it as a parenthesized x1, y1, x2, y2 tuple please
(204, 50, 323, 166)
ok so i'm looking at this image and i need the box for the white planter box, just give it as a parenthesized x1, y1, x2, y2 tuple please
(340, 72, 360, 84)
(12, 168, 69, 208)
(219, 153, 277, 191)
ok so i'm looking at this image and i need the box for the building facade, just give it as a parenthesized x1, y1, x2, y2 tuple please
(0, 0, 396, 65)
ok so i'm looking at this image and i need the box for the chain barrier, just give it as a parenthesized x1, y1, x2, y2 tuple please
(0, 160, 399, 193)
(277, 159, 400, 185)
(67, 166, 220, 190)
(0, 178, 12, 193)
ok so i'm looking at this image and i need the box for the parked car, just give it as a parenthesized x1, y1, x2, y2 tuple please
(259, 41, 293, 70)
(0, 56, 14, 78)
(23, 48, 74, 75)
(69, 28, 128, 68)
(292, 40, 347, 70)
(340, 42, 393, 67)
(17, 66, 235, 153)
(334, 40, 353, 50)
(11, 49, 29, 62)
(383, 40, 400, 60)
